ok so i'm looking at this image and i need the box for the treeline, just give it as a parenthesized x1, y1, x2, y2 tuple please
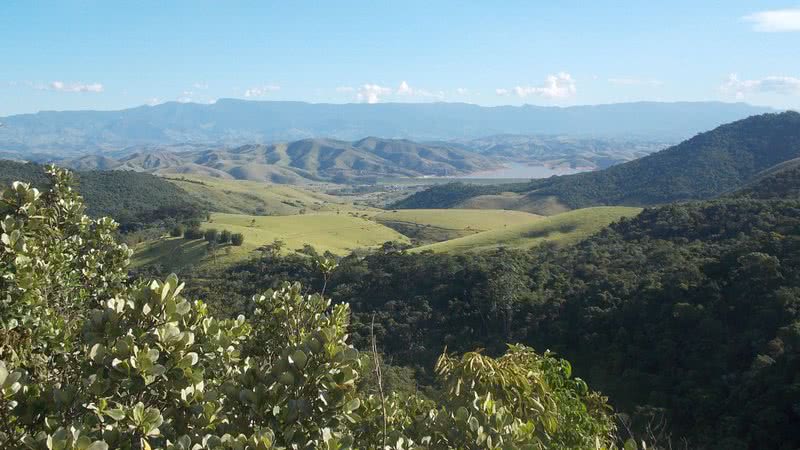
(143, 197, 800, 448)
(393, 111, 800, 210)
(0, 160, 206, 231)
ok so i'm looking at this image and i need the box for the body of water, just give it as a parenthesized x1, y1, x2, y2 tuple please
(457, 162, 589, 179)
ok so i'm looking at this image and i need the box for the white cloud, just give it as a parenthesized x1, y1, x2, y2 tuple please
(192, 82, 209, 90)
(177, 91, 194, 103)
(145, 97, 162, 106)
(495, 88, 510, 96)
(455, 88, 468, 95)
(721, 73, 800, 99)
(357, 84, 392, 103)
(244, 85, 281, 97)
(608, 77, 663, 87)
(510, 73, 576, 99)
(744, 8, 800, 32)
(43, 81, 104, 93)
(395, 81, 444, 100)
(336, 86, 355, 93)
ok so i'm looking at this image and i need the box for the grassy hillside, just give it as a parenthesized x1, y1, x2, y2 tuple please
(393, 112, 800, 212)
(414, 207, 642, 253)
(164, 175, 358, 216)
(132, 211, 409, 269)
(374, 208, 541, 244)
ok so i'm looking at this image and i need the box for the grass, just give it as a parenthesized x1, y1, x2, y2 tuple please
(374, 209, 541, 244)
(454, 192, 570, 216)
(413, 207, 642, 253)
(165, 175, 372, 216)
(132, 211, 409, 269)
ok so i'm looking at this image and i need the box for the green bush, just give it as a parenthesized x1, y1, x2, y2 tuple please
(231, 232, 245, 246)
(0, 167, 617, 449)
(169, 224, 184, 237)
(219, 229, 232, 244)
(184, 226, 204, 239)
(204, 228, 219, 243)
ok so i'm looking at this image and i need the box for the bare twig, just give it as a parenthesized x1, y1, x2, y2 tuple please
(371, 314, 387, 449)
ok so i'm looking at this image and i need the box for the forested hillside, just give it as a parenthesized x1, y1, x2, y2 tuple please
(393, 111, 800, 211)
(0, 160, 205, 230)
(164, 197, 800, 448)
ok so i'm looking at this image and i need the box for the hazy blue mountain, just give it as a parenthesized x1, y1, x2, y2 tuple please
(0, 100, 772, 156)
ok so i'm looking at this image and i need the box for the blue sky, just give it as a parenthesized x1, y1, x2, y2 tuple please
(2, 0, 800, 116)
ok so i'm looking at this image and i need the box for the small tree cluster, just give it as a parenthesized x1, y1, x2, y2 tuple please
(169, 224, 185, 237)
(184, 227, 204, 240)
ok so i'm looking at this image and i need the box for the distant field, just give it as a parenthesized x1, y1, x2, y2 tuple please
(132, 211, 409, 269)
(166, 176, 368, 216)
(374, 209, 541, 243)
(454, 192, 570, 216)
(414, 207, 642, 253)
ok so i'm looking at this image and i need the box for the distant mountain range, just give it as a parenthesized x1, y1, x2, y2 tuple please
(393, 111, 800, 213)
(0, 100, 772, 157)
(62, 137, 498, 183)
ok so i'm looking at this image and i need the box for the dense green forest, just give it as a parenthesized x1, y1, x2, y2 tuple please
(0, 160, 205, 231)
(393, 111, 800, 210)
(146, 195, 800, 449)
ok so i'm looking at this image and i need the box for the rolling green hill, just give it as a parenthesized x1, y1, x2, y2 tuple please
(164, 175, 357, 216)
(414, 207, 642, 253)
(0, 160, 204, 230)
(132, 211, 409, 269)
(374, 208, 541, 244)
(393, 112, 800, 213)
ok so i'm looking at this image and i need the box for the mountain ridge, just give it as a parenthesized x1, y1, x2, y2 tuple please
(0, 100, 773, 156)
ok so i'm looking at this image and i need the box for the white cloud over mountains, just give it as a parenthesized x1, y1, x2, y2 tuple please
(357, 84, 392, 103)
(744, 8, 800, 32)
(338, 81, 443, 103)
(244, 85, 281, 97)
(40, 81, 104, 93)
(722, 74, 800, 99)
(496, 73, 577, 99)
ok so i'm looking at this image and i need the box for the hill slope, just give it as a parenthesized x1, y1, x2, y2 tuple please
(62, 137, 497, 182)
(0, 160, 204, 230)
(0, 100, 771, 156)
(374, 209, 541, 244)
(394, 111, 800, 212)
(413, 207, 642, 252)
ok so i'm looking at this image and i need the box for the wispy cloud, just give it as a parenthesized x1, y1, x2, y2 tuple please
(608, 77, 663, 87)
(145, 97, 162, 106)
(177, 91, 194, 103)
(744, 8, 800, 32)
(498, 73, 576, 99)
(455, 88, 469, 95)
(721, 73, 800, 99)
(395, 81, 444, 100)
(336, 86, 355, 93)
(192, 82, 209, 90)
(39, 81, 104, 93)
(244, 85, 281, 97)
(357, 84, 392, 103)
